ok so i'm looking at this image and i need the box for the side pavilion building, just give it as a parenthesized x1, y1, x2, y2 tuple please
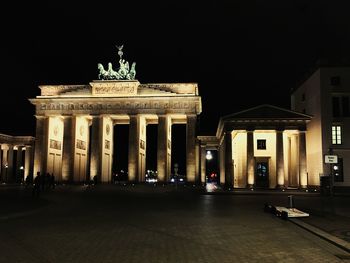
(199, 105, 312, 189)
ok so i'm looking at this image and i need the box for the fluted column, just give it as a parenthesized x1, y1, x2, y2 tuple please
(247, 131, 255, 187)
(33, 116, 48, 177)
(276, 131, 285, 187)
(90, 116, 103, 181)
(299, 131, 307, 188)
(157, 115, 171, 183)
(24, 146, 33, 181)
(219, 143, 225, 184)
(186, 115, 197, 183)
(200, 146, 206, 184)
(128, 115, 139, 182)
(0, 146, 2, 178)
(290, 134, 299, 187)
(7, 145, 14, 182)
(62, 116, 74, 182)
(224, 132, 233, 187)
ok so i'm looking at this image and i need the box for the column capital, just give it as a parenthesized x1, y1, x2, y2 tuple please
(34, 115, 47, 119)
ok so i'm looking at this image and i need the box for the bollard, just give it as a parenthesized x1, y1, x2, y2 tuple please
(288, 195, 293, 208)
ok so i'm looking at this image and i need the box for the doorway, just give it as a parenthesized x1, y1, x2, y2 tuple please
(255, 158, 269, 188)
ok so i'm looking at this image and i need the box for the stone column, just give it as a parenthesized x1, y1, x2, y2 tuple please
(219, 142, 225, 185)
(186, 115, 197, 183)
(276, 131, 285, 188)
(157, 115, 171, 183)
(1, 147, 8, 182)
(90, 116, 102, 181)
(16, 146, 23, 183)
(299, 131, 307, 188)
(7, 145, 14, 183)
(24, 146, 33, 181)
(290, 134, 299, 187)
(200, 145, 206, 184)
(247, 130, 255, 187)
(33, 116, 48, 177)
(0, 146, 2, 178)
(195, 141, 200, 183)
(224, 132, 233, 188)
(128, 115, 139, 182)
(62, 116, 74, 182)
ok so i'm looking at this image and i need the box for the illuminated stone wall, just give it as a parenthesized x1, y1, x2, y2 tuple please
(30, 81, 202, 183)
(73, 116, 89, 182)
(46, 117, 64, 179)
(232, 131, 247, 188)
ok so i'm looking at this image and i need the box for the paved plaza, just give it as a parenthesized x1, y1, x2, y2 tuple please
(0, 184, 349, 263)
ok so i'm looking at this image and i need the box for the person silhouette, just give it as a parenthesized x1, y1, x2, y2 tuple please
(32, 172, 41, 197)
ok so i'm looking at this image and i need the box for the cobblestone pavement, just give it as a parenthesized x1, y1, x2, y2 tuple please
(0, 184, 349, 263)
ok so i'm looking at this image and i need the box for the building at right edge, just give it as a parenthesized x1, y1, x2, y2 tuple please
(291, 62, 350, 190)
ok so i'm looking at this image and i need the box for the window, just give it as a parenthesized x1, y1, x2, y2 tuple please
(342, 96, 350, 117)
(333, 157, 343, 182)
(332, 97, 340, 117)
(330, 76, 341, 86)
(332, 125, 342, 144)
(257, 139, 266, 150)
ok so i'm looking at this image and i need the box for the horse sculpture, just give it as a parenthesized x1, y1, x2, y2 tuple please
(97, 53, 137, 80)
(127, 62, 136, 80)
(97, 63, 109, 80)
(107, 62, 121, 79)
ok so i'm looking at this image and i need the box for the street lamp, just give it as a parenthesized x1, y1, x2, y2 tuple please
(20, 166, 24, 184)
(4, 164, 8, 184)
(206, 151, 213, 160)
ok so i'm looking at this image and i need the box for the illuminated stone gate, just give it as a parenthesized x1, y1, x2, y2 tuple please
(29, 81, 202, 183)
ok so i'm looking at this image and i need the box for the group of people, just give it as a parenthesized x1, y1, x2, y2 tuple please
(32, 172, 55, 196)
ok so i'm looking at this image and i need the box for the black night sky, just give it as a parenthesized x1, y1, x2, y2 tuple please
(1, 1, 350, 137)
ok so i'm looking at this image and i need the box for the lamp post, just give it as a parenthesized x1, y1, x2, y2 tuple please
(4, 164, 8, 184)
(20, 166, 24, 184)
(205, 151, 213, 184)
(206, 150, 213, 160)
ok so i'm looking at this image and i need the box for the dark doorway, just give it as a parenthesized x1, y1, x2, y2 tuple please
(171, 124, 186, 177)
(146, 124, 157, 171)
(113, 124, 129, 182)
(145, 124, 158, 183)
(255, 160, 269, 188)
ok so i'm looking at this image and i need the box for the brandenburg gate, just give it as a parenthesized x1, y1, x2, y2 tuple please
(29, 47, 202, 183)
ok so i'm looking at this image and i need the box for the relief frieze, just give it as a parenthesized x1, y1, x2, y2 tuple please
(39, 101, 197, 112)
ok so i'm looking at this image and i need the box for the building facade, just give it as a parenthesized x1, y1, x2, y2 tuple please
(199, 105, 311, 189)
(291, 65, 350, 189)
(0, 134, 35, 183)
(29, 81, 202, 184)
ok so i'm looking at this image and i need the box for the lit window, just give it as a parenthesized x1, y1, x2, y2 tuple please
(332, 125, 342, 144)
(257, 139, 266, 150)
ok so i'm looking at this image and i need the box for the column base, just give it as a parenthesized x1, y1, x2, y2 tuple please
(247, 184, 254, 189)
